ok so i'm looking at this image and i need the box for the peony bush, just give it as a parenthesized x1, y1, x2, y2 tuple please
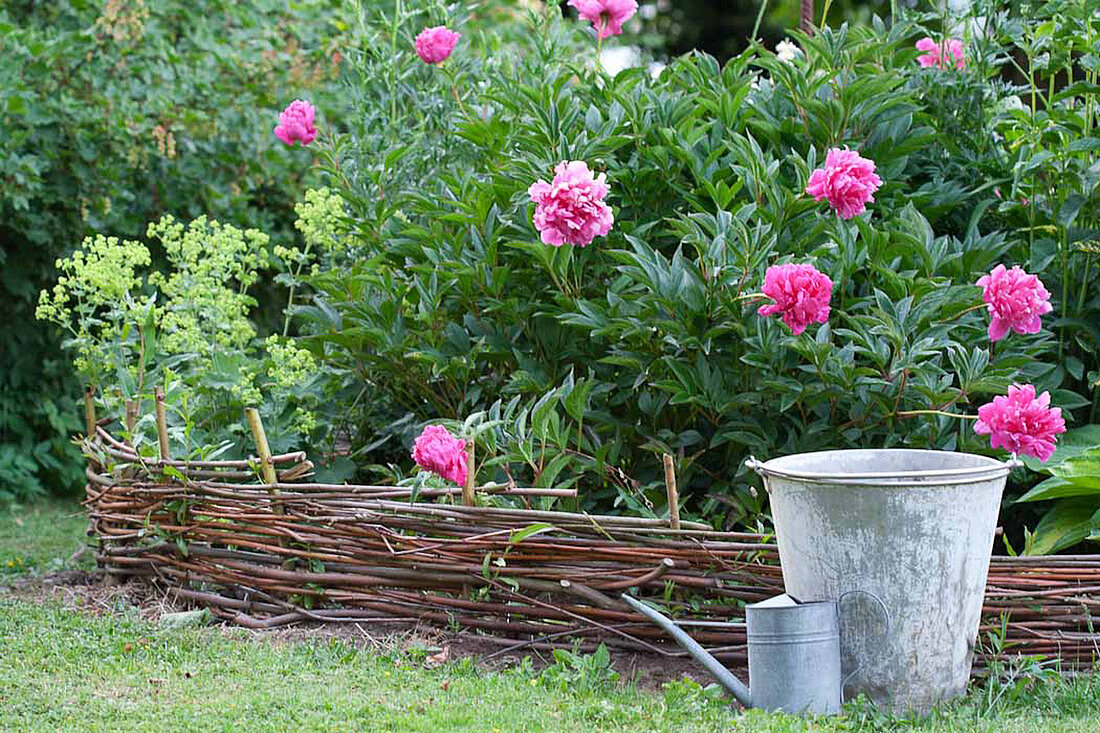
(290, 1, 1098, 542)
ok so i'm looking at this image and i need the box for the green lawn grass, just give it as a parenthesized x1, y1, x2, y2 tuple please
(0, 498, 90, 577)
(3, 500, 1100, 732)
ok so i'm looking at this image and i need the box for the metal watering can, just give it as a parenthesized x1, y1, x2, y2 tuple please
(622, 591, 888, 715)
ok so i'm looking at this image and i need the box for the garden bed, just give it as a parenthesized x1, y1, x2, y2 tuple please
(84, 427, 1100, 670)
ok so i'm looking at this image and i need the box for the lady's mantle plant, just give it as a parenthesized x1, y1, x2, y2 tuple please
(37, 215, 323, 459)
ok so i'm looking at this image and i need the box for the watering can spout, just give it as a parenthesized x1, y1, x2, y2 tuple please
(620, 594, 755, 708)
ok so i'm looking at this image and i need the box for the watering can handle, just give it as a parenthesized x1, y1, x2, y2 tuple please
(838, 589, 891, 691)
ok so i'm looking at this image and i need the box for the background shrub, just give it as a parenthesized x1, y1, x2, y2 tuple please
(0, 0, 350, 500)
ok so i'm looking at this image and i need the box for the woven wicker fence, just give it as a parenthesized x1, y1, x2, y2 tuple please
(84, 422, 1100, 669)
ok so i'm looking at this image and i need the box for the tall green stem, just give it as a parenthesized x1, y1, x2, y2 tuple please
(282, 242, 313, 337)
(751, 0, 769, 41)
(389, 0, 403, 128)
(895, 409, 978, 420)
(1078, 255, 1092, 316)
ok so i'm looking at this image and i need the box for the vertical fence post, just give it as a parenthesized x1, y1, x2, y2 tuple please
(124, 399, 139, 439)
(83, 385, 101, 476)
(801, 0, 814, 33)
(154, 386, 171, 462)
(663, 453, 680, 531)
(463, 440, 477, 507)
(246, 407, 283, 514)
(83, 386, 97, 442)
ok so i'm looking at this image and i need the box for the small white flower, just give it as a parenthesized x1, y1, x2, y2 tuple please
(776, 39, 801, 63)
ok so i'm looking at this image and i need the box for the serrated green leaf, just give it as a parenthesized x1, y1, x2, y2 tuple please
(537, 452, 572, 488)
(409, 472, 425, 505)
(1048, 448, 1100, 489)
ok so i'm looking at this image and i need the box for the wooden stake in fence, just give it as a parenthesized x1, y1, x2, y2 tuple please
(124, 399, 139, 438)
(83, 386, 97, 441)
(82, 385, 103, 484)
(663, 453, 680, 531)
(462, 440, 477, 507)
(246, 407, 283, 513)
(154, 387, 170, 461)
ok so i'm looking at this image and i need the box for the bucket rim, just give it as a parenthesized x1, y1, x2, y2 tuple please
(746, 449, 1018, 485)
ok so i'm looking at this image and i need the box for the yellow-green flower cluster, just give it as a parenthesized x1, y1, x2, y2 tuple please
(35, 235, 152, 380)
(294, 187, 346, 255)
(36, 235, 150, 319)
(230, 368, 263, 408)
(148, 215, 270, 357)
(265, 335, 318, 390)
(37, 212, 325, 449)
(264, 335, 318, 435)
(275, 187, 347, 275)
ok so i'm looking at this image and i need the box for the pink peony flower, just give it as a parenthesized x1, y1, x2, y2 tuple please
(757, 263, 833, 335)
(274, 100, 317, 147)
(414, 26, 460, 64)
(412, 424, 468, 486)
(568, 0, 638, 40)
(528, 161, 614, 247)
(916, 37, 966, 70)
(976, 264, 1052, 341)
(805, 148, 883, 220)
(973, 384, 1066, 461)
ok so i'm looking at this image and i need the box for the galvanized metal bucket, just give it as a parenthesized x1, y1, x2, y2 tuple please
(748, 449, 1016, 714)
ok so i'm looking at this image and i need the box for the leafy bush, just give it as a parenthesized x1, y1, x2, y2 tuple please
(1015, 426, 1100, 554)
(297, 0, 1097, 535)
(0, 0, 349, 500)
